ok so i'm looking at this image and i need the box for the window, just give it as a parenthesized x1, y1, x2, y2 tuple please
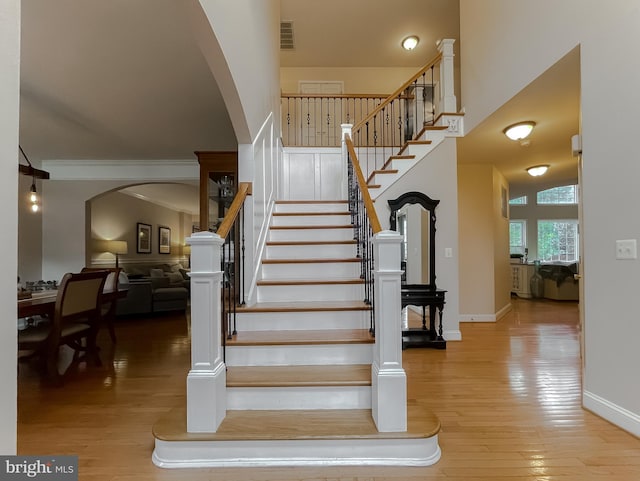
(509, 195, 527, 205)
(537, 185, 579, 204)
(509, 220, 527, 255)
(537, 220, 579, 262)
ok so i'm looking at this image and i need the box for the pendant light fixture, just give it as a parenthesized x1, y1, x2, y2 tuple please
(18, 145, 49, 213)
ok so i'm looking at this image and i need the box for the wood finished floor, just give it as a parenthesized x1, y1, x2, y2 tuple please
(17, 298, 640, 480)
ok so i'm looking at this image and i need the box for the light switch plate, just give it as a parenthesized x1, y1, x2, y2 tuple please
(444, 247, 453, 258)
(615, 239, 637, 260)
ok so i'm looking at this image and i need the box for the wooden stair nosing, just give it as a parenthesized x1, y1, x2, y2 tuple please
(226, 329, 374, 346)
(235, 301, 371, 313)
(367, 184, 381, 189)
(226, 364, 371, 388)
(273, 211, 351, 217)
(266, 240, 357, 246)
(366, 169, 399, 184)
(275, 200, 349, 205)
(257, 278, 364, 286)
(269, 224, 353, 230)
(262, 258, 361, 264)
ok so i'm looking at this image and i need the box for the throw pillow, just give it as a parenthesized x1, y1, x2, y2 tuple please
(179, 268, 190, 280)
(149, 268, 165, 278)
(167, 272, 184, 285)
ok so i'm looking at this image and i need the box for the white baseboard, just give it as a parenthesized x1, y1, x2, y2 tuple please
(443, 329, 461, 341)
(459, 314, 496, 323)
(459, 303, 512, 324)
(583, 390, 640, 438)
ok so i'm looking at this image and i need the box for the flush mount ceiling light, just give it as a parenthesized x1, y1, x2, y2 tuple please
(526, 165, 549, 177)
(402, 36, 419, 50)
(503, 121, 536, 141)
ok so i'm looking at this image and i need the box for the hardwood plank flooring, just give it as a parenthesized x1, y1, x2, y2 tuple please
(226, 364, 371, 387)
(17, 298, 640, 480)
(226, 329, 374, 346)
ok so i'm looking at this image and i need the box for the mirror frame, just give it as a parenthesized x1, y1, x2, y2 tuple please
(388, 191, 440, 287)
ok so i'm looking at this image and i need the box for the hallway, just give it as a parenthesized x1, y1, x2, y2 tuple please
(17, 298, 640, 480)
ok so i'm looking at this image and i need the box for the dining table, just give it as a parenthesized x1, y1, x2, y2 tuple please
(18, 288, 128, 320)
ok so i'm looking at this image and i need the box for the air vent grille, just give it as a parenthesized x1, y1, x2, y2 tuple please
(280, 21, 294, 50)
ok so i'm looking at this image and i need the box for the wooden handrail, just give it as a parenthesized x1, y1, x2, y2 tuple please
(345, 135, 382, 234)
(352, 52, 442, 133)
(217, 182, 252, 239)
(281, 93, 391, 99)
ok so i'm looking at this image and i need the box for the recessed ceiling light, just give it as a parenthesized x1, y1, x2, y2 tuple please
(503, 121, 536, 141)
(402, 36, 419, 51)
(526, 165, 549, 177)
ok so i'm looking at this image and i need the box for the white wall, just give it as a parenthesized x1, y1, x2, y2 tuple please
(460, 0, 640, 436)
(281, 67, 418, 94)
(375, 139, 460, 341)
(0, 0, 19, 454)
(90, 191, 192, 268)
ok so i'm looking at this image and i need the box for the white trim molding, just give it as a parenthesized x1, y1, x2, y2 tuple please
(459, 304, 512, 323)
(42, 159, 199, 181)
(583, 390, 640, 438)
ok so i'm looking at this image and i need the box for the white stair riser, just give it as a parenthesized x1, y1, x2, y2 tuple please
(265, 244, 356, 260)
(154, 436, 441, 468)
(227, 386, 371, 410)
(235, 309, 370, 331)
(262, 262, 360, 279)
(272, 214, 352, 226)
(390, 158, 418, 173)
(370, 173, 397, 191)
(226, 343, 373, 366)
(269, 227, 354, 242)
(275, 203, 348, 214)
(405, 143, 433, 158)
(257, 283, 364, 303)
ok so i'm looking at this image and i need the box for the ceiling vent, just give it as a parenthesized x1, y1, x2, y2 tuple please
(280, 21, 294, 50)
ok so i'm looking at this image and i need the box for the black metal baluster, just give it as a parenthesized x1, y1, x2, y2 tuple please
(240, 204, 246, 306)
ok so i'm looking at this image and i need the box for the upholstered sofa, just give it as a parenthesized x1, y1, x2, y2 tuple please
(116, 263, 189, 316)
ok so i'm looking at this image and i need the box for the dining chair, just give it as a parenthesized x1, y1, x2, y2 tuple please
(81, 267, 122, 343)
(18, 270, 109, 385)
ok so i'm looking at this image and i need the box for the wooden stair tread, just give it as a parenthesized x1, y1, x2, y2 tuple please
(226, 364, 371, 387)
(257, 278, 364, 286)
(262, 258, 360, 264)
(154, 407, 440, 441)
(236, 300, 371, 313)
(275, 200, 348, 204)
(227, 329, 374, 346)
(270, 224, 353, 230)
(266, 240, 357, 246)
(273, 212, 350, 216)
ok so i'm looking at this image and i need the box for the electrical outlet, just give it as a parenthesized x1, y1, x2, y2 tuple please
(615, 239, 637, 260)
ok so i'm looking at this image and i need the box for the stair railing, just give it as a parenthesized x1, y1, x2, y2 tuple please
(351, 52, 441, 181)
(345, 134, 381, 335)
(216, 182, 251, 343)
(281, 93, 390, 147)
(185, 182, 251, 433)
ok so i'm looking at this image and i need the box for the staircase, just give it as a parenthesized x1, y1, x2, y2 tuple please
(153, 200, 442, 467)
(366, 125, 451, 200)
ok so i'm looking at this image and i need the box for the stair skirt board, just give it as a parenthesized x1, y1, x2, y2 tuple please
(153, 436, 441, 468)
(235, 310, 370, 331)
(225, 343, 373, 366)
(227, 386, 371, 410)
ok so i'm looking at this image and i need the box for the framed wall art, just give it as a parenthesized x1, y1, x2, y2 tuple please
(159, 226, 171, 254)
(137, 223, 152, 253)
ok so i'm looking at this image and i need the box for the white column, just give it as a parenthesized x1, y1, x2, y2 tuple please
(341, 123, 353, 199)
(186, 231, 226, 432)
(371, 230, 407, 432)
(437, 39, 457, 113)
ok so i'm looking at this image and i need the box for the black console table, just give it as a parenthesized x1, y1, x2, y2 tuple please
(401, 284, 446, 349)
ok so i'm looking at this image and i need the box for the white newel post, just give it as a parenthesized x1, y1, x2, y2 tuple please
(341, 123, 353, 198)
(371, 230, 407, 432)
(437, 38, 457, 113)
(186, 231, 227, 432)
